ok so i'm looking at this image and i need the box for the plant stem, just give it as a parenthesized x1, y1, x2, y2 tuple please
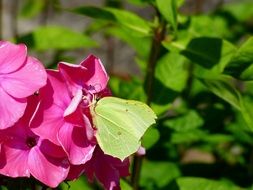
(131, 18, 166, 190)
(146, 23, 166, 105)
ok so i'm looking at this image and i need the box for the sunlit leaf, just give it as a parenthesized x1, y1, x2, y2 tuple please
(171, 129, 207, 144)
(224, 37, 253, 80)
(120, 179, 132, 190)
(73, 6, 151, 35)
(142, 127, 160, 149)
(17, 25, 97, 50)
(156, 0, 177, 32)
(222, 1, 253, 22)
(199, 78, 241, 110)
(106, 27, 151, 59)
(163, 37, 236, 72)
(164, 110, 204, 132)
(140, 160, 181, 188)
(109, 76, 146, 102)
(155, 52, 188, 92)
(20, 0, 44, 18)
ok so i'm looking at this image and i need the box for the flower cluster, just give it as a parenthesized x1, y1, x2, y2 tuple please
(0, 41, 129, 189)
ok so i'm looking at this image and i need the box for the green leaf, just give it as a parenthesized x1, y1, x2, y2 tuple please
(204, 134, 234, 144)
(17, 25, 97, 51)
(142, 127, 160, 149)
(20, 0, 44, 18)
(222, 1, 253, 22)
(126, 0, 155, 6)
(199, 78, 253, 131)
(140, 160, 181, 188)
(73, 6, 151, 35)
(90, 97, 157, 160)
(171, 129, 207, 144)
(239, 96, 253, 132)
(106, 27, 151, 59)
(164, 37, 237, 71)
(182, 38, 236, 70)
(73, 6, 116, 21)
(109, 76, 146, 102)
(0, 186, 8, 190)
(120, 180, 132, 190)
(224, 37, 253, 80)
(189, 15, 231, 38)
(156, 0, 177, 32)
(155, 52, 188, 92)
(149, 78, 179, 115)
(227, 119, 253, 145)
(164, 110, 204, 132)
(199, 78, 241, 110)
(176, 177, 242, 190)
(60, 176, 92, 190)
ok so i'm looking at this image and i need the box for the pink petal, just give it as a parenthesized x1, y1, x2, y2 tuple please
(64, 105, 95, 141)
(0, 140, 30, 178)
(30, 70, 71, 144)
(0, 87, 26, 129)
(0, 41, 27, 74)
(58, 123, 95, 165)
(0, 121, 35, 177)
(39, 139, 67, 158)
(28, 145, 69, 188)
(59, 54, 109, 95)
(67, 164, 86, 180)
(30, 102, 64, 145)
(1, 56, 46, 98)
(41, 70, 71, 109)
(58, 62, 86, 95)
(80, 55, 109, 93)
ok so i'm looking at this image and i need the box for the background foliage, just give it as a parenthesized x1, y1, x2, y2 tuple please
(1, 0, 253, 189)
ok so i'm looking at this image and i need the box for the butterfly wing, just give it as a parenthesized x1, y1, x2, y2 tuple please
(91, 97, 156, 160)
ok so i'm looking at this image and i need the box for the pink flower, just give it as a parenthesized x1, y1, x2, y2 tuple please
(0, 95, 69, 188)
(67, 147, 130, 190)
(0, 41, 46, 129)
(31, 70, 95, 165)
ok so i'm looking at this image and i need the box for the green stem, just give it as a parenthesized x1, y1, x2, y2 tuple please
(131, 19, 166, 190)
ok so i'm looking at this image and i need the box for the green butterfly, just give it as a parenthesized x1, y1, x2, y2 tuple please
(90, 97, 157, 160)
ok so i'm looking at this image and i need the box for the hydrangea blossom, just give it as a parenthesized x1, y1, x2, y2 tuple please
(0, 41, 46, 129)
